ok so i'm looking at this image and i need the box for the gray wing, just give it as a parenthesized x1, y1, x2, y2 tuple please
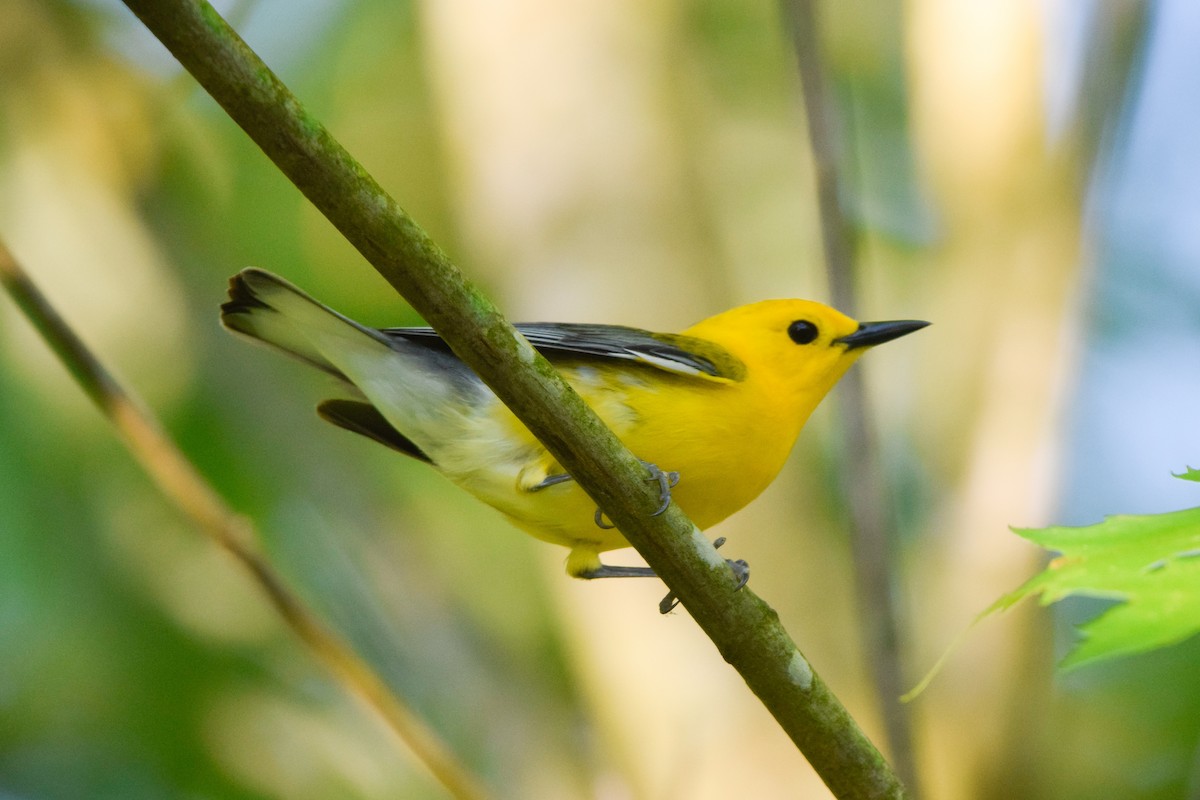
(378, 322, 744, 381)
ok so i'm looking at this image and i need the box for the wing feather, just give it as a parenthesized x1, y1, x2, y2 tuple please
(378, 322, 745, 382)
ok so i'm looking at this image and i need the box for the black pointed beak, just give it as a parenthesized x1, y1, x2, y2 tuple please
(834, 319, 930, 349)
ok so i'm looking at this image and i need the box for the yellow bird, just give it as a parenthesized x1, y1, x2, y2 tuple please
(221, 269, 927, 579)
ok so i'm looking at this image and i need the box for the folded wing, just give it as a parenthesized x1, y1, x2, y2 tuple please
(381, 323, 746, 383)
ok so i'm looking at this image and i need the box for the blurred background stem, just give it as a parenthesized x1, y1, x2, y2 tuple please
(778, 0, 922, 794)
(0, 238, 489, 800)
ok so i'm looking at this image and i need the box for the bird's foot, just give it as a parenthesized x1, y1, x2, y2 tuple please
(658, 537, 750, 614)
(592, 461, 680, 529)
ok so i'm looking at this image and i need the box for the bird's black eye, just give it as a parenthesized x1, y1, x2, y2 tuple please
(787, 320, 819, 345)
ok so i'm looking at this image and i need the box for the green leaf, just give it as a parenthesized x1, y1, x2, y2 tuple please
(998, 507, 1200, 670)
(1174, 466, 1200, 483)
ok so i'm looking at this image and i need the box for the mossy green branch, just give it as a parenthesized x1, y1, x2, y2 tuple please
(119, 1, 906, 796)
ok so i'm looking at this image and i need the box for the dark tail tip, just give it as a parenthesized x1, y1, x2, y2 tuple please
(220, 269, 272, 319)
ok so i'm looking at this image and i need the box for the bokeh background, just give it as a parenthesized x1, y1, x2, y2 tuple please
(2, 1, 1199, 798)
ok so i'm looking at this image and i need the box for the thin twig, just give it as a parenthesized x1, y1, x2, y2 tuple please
(0, 240, 489, 800)
(116, 1, 907, 796)
(779, 0, 922, 795)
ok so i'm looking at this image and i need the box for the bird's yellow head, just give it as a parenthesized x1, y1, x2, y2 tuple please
(683, 299, 928, 404)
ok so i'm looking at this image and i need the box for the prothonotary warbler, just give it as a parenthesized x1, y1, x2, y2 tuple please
(221, 268, 927, 580)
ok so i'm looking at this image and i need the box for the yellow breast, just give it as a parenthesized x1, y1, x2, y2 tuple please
(443, 360, 806, 556)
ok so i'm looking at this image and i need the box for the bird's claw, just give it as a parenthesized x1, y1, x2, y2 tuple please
(594, 508, 616, 530)
(729, 559, 751, 590)
(645, 461, 681, 516)
(591, 461, 680, 530)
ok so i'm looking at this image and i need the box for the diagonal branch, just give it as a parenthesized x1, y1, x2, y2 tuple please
(0, 240, 489, 800)
(116, 1, 907, 796)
